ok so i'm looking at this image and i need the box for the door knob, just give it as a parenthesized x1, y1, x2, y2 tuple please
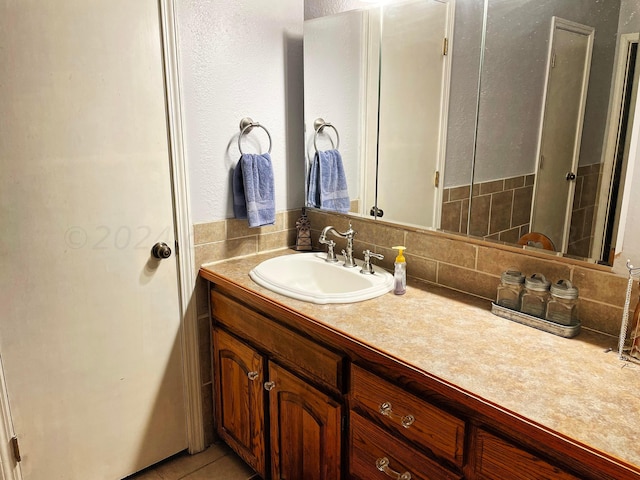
(151, 242, 172, 259)
(566, 172, 576, 181)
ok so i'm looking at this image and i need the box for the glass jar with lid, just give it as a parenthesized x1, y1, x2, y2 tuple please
(545, 279, 579, 325)
(520, 273, 550, 318)
(496, 268, 525, 310)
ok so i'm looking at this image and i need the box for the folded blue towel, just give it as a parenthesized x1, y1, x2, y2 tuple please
(307, 149, 349, 213)
(306, 153, 321, 208)
(232, 153, 275, 227)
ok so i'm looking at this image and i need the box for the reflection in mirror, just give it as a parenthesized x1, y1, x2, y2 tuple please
(303, 0, 464, 228)
(303, 0, 640, 269)
(303, 8, 375, 216)
(374, 0, 454, 228)
(444, 0, 640, 266)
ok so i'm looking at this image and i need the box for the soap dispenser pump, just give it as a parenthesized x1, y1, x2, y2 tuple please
(392, 246, 407, 295)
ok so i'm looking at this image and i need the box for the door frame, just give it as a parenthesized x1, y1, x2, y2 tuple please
(530, 16, 594, 252)
(592, 33, 640, 261)
(0, 1, 202, 478)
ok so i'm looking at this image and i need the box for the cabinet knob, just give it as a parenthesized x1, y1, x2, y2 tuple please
(263, 381, 276, 391)
(247, 371, 259, 381)
(379, 402, 415, 428)
(376, 457, 412, 480)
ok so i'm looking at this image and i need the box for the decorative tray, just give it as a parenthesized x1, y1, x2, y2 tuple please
(491, 302, 581, 338)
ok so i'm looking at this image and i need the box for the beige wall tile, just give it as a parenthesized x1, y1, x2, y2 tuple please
(577, 298, 623, 337)
(438, 263, 498, 300)
(461, 198, 469, 234)
(479, 179, 504, 195)
(195, 237, 258, 268)
(406, 232, 476, 269)
(406, 254, 437, 283)
(499, 227, 521, 244)
(258, 229, 296, 252)
(572, 267, 629, 307)
(226, 214, 283, 240)
(504, 175, 525, 190)
(441, 201, 462, 233)
(350, 218, 405, 248)
(469, 195, 490, 237)
(476, 246, 571, 280)
(194, 221, 226, 245)
(489, 190, 513, 234)
(512, 186, 533, 227)
(449, 185, 471, 201)
(581, 172, 600, 205)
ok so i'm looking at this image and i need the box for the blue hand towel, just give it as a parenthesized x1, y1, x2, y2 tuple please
(232, 153, 276, 227)
(306, 153, 320, 208)
(316, 149, 350, 213)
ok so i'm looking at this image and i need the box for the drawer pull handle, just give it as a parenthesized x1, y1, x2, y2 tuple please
(264, 381, 276, 391)
(376, 457, 412, 480)
(379, 402, 415, 428)
(247, 371, 259, 381)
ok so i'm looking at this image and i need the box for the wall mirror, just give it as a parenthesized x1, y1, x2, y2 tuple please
(303, 0, 640, 267)
(463, 0, 639, 266)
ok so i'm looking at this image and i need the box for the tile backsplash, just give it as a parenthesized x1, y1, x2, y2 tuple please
(194, 207, 634, 445)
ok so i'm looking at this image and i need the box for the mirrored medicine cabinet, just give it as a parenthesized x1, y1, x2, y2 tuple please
(303, 0, 640, 267)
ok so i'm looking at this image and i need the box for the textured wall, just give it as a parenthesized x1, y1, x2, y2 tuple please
(176, 0, 304, 224)
(474, 0, 620, 183)
(619, 0, 640, 34)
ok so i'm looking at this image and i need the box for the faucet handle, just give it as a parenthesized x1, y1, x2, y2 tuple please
(323, 239, 339, 263)
(361, 249, 384, 275)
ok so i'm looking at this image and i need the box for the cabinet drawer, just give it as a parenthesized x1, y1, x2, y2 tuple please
(350, 364, 465, 468)
(211, 290, 344, 392)
(350, 411, 462, 480)
(474, 429, 579, 480)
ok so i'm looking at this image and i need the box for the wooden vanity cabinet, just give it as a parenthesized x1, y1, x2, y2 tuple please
(267, 361, 342, 479)
(203, 276, 640, 480)
(211, 289, 344, 480)
(213, 327, 266, 477)
(470, 428, 580, 480)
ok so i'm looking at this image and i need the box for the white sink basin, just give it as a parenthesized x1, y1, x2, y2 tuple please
(249, 253, 394, 304)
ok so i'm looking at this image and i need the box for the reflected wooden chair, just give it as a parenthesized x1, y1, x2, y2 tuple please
(517, 232, 556, 251)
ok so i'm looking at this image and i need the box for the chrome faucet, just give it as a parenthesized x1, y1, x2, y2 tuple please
(319, 222, 357, 268)
(361, 249, 384, 275)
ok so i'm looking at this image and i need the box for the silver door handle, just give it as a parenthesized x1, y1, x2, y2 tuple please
(151, 242, 172, 259)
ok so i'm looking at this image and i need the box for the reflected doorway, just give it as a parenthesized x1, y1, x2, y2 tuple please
(530, 17, 595, 253)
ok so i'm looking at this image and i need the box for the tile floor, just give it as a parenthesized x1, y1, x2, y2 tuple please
(125, 443, 258, 480)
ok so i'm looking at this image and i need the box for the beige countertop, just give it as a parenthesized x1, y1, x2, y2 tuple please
(200, 249, 640, 470)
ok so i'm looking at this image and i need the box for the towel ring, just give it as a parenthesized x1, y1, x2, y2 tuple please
(238, 117, 272, 155)
(313, 118, 340, 153)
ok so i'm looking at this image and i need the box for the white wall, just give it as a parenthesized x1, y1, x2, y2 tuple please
(176, 1, 304, 224)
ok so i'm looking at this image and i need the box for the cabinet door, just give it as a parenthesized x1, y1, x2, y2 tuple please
(267, 361, 342, 480)
(213, 327, 266, 477)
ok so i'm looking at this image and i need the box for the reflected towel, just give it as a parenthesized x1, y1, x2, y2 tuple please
(232, 153, 275, 227)
(307, 149, 349, 213)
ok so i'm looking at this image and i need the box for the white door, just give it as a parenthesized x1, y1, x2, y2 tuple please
(0, 1, 187, 479)
(531, 17, 594, 252)
(376, 0, 450, 228)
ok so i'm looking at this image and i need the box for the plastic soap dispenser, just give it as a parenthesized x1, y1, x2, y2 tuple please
(392, 246, 407, 295)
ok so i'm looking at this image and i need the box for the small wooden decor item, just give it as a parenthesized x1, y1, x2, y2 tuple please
(295, 209, 312, 251)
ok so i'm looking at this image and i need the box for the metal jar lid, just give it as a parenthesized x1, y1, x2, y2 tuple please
(501, 268, 524, 285)
(524, 273, 550, 292)
(550, 279, 579, 300)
